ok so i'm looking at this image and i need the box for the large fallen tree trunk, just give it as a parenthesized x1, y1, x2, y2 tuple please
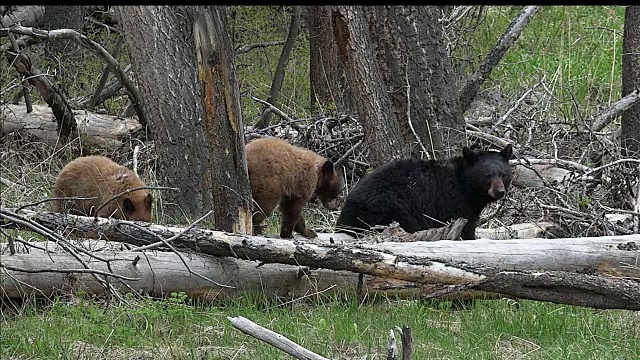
(0, 241, 421, 300)
(1, 103, 142, 148)
(2, 209, 640, 309)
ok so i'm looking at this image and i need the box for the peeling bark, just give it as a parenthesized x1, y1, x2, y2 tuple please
(3, 209, 640, 309)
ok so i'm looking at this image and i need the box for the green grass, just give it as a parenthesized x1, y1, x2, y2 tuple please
(1, 295, 638, 359)
(459, 6, 625, 123)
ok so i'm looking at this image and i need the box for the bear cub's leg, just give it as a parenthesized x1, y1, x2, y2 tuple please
(279, 197, 317, 238)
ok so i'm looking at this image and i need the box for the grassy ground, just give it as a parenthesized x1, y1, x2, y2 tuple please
(1, 295, 638, 359)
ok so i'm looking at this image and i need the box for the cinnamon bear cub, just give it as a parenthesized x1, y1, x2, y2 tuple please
(245, 137, 342, 238)
(336, 144, 513, 240)
(52, 155, 153, 222)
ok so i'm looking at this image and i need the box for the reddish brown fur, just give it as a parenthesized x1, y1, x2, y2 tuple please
(52, 156, 153, 222)
(245, 137, 342, 238)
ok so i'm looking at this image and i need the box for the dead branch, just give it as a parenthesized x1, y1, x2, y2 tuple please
(250, 96, 304, 132)
(87, 35, 124, 110)
(399, 325, 413, 360)
(1, 17, 32, 113)
(234, 40, 284, 56)
(459, 6, 541, 112)
(4, 51, 77, 141)
(590, 89, 640, 132)
(2, 24, 148, 127)
(387, 329, 398, 360)
(71, 64, 132, 109)
(227, 316, 331, 360)
(488, 75, 545, 134)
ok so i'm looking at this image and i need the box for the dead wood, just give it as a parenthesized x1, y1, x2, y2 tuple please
(590, 89, 640, 132)
(0, 240, 507, 302)
(0, 6, 44, 28)
(2, 208, 640, 309)
(1, 103, 142, 149)
(2, 24, 147, 128)
(228, 316, 330, 360)
(4, 51, 77, 141)
(459, 6, 540, 112)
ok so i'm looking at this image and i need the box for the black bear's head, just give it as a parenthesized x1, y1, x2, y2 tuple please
(461, 144, 513, 201)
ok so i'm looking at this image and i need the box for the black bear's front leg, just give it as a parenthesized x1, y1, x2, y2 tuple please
(279, 197, 316, 238)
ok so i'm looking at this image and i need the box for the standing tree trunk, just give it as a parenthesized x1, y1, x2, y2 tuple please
(622, 6, 640, 159)
(42, 6, 83, 99)
(621, 6, 640, 232)
(307, 6, 346, 115)
(367, 6, 465, 160)
(191, 6, 252, 233)
(333, 6, 406, 167)
(254, 6, 301, 129)
(115, 6, 252, 233)
(333, 6, 466, 166)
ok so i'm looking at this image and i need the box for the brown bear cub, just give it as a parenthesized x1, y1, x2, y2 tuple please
(52, 156, 153, 222)
(245, 137, 342, 238)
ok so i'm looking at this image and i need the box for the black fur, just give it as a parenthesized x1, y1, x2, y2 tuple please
(336, 145, 513, 239)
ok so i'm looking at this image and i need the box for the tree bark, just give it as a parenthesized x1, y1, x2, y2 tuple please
(333, 6, 406, 167)
(43, 6, 83, 30)
(4, 209, 640, 309)
(367, 6, 466, 160)
(1, 103, 141, 149)
(191, 6, 252, 234)
(333, 6, 466, 164)
(307, 6, 346, 115)
(254, 6, 301, 129)
(115, 6, 252, 231)
(622, 6, 640, 159)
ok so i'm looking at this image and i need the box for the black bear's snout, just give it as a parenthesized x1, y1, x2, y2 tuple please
(492, 188, 506, 200)
(488, 178, 506, 200)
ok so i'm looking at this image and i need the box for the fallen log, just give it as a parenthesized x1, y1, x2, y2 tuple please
(1, 103, 142, 148)
(476, 221, 557, 239)
(0, 240, 495, 301)
(2, 208, 640, 309)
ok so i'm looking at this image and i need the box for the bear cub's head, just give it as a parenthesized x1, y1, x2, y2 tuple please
(315, 160, 343, 211)
(462, 144, 513, 201)
(115, 171, 153, 222)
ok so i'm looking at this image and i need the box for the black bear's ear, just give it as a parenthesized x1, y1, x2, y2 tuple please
(321, 160, 335, 176)
(501, 144, 513, 160)
(462, 147, 476, 163)
(123, 198, 135, 214)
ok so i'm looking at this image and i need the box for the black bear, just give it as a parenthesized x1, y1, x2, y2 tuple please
(53, 156, 153, 222)
(336, 144, 513, 240)
(245, 137, 343, 239)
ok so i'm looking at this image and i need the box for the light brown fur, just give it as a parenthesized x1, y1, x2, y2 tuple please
(52, 156, 153, 222)
(246, 137, 342, 238)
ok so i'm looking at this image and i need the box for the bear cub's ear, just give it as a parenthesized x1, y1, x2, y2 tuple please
(462, 147, 476, 163)
(500, 144, 513, 160)
(321, 160, 335, 176)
